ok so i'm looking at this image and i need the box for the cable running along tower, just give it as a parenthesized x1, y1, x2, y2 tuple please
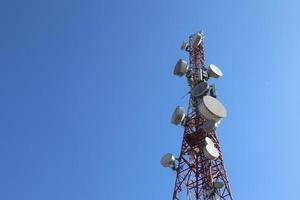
(161, 31, 233, 200)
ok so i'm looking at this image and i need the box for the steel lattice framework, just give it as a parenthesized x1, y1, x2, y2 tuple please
(171, 32, 233, 200)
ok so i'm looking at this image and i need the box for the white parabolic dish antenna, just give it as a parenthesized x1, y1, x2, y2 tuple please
(191, 82, 209, 97)
(191, 32, 202, 48)
(173, 59, 188, 77)
(203, 143, 219, 160)
(203, 137, 219, 160)
(204, 137, 214, 147)
(208, 64, 223, 78)
(198, 96, 227, 122)
(171, 106, 185, 125)
(160, 153, 176, 168)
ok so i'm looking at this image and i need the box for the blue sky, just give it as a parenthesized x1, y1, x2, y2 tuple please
(1, 0, 300, 199)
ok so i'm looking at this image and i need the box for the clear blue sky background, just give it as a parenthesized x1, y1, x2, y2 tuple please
(0, 0, 300, 199)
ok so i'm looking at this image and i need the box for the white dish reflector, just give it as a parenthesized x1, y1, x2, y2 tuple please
(192, 32, 203, 48)
(203, 144, 219, 160)
(160, 153, 176, 168)
(173, 59, 188, 77)
(208, 64, 223, 78)
(204, 137, 214, 146)
(198, 96, 227, 122)
(171, 106, 185, 125)
(203, 137, 219, 160)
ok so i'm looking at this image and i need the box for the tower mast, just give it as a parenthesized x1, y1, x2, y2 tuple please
(161, 31, 233, 200)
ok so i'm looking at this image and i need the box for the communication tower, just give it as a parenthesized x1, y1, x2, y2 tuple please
(161, 31, 233, 200)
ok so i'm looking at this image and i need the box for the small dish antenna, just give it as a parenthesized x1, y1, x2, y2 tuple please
(191, 82, 209, 97)
(180, 41, 188, 50)
(160, 153, 176, 169)
(203, 137, 219, 160)
(204, 137, 215, 147)
(198, 96, 227, 122)
(171, 106, 185, 125)
(203, 143, 219, 160)
(191, 32, 203, 48)
(208, 64, 223, 78)
(174, 59, 188, 77)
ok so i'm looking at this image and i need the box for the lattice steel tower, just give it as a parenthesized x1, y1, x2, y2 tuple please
(161, 31, 233, 200)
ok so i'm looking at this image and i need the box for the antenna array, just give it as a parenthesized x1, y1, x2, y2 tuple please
(161, 31, 233, 200)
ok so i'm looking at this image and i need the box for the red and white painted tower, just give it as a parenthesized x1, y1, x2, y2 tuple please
(161, 31, 233, 200)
